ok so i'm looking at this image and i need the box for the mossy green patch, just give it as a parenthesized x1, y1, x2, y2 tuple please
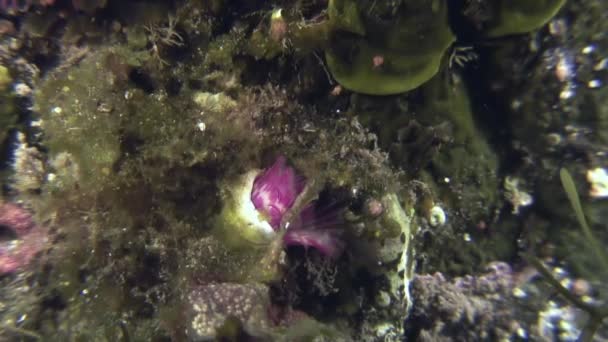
(325, 0, 455, 95)
(0, 65, 11, 91)
(419, 75, 500, 225)
(16, 5, 419, 339)
(35, 52, 123, 190)
(0, 65, 15, 148)
(485, 0, 567, 37)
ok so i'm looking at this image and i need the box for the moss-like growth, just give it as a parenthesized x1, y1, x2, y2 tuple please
(0, 65, 11, 91)
(0, 65, 15, 147)
(325, 0, 455, 95)
(24, 32, 409, 337)
(485, 0, 567, 37)
(4, 3, 433, 339)
(352, 72, 503, 275)
(247, 27, 284, 60)
(34, 52, 123, 191)
(204, 28, 246, 70)
(418, 76, 500, 224)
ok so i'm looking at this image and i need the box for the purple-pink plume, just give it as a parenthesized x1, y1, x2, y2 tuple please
(249, 156, 343, 258)
(250, 156, 304, 231)
(283, 228, 344, 259)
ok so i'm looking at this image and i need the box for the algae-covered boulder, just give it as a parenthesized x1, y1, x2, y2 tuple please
(34, 52, 124, 189)
(325, 0, 455, 95)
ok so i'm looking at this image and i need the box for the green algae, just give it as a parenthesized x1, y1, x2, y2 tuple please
(0, 65, 15, 149)
(325, 0, 455, 95)
(4, 0, 583, 339)
(351, 71, 504, 275)
(414, 78, 504, 274)
(30, 45, 245, 338)
(357, 71, 499, 224)
(485, 0, 567, 37)
(204, 28, 246, 70)
(24, 19, 408, 336)
(328, 0, 365, 35)
(319, 0, 567, 95)
(247, 27, 284, 60)
(0, 65, 11, 91)
(34, 51, 123, 190)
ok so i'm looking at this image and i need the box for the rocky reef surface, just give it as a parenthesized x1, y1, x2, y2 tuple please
(0, 0, 606, 340)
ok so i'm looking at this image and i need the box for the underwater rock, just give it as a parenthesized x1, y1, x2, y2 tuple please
(477, 0, 608, 290)
(408, 262, 518, 341)
(356, 192, 416, 340)
(34, 50, 123, 190)
(354, 76, 502, 275)
(187, 281, 349, 340)
(187, 282, 272, 340)
(479, 0, 607, 162)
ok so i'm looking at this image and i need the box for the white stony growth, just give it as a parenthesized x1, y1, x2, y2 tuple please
(428, 205, 446, 227)
(504, 176, 533, 214)
(586, 167, 608, 198)
(231, 170, 275, 236)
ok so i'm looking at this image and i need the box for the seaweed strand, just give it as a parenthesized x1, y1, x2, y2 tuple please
(527, 168, 608, 342)
(559, 168, 608, 271)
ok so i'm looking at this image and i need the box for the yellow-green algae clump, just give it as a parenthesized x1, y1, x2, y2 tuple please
(34, 53, 122, 190)
(0, 65, 15, 149)
(321, 0, 567, 95)
(484, 0, 567, 37)
(27, 31, 408, 338)
(325, 0, 455, 95)
(30, 47, 280, 339)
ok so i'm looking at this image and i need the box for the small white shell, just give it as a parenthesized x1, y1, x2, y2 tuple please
(428, 205, 446, 227)
(587, 167, 608, 198)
